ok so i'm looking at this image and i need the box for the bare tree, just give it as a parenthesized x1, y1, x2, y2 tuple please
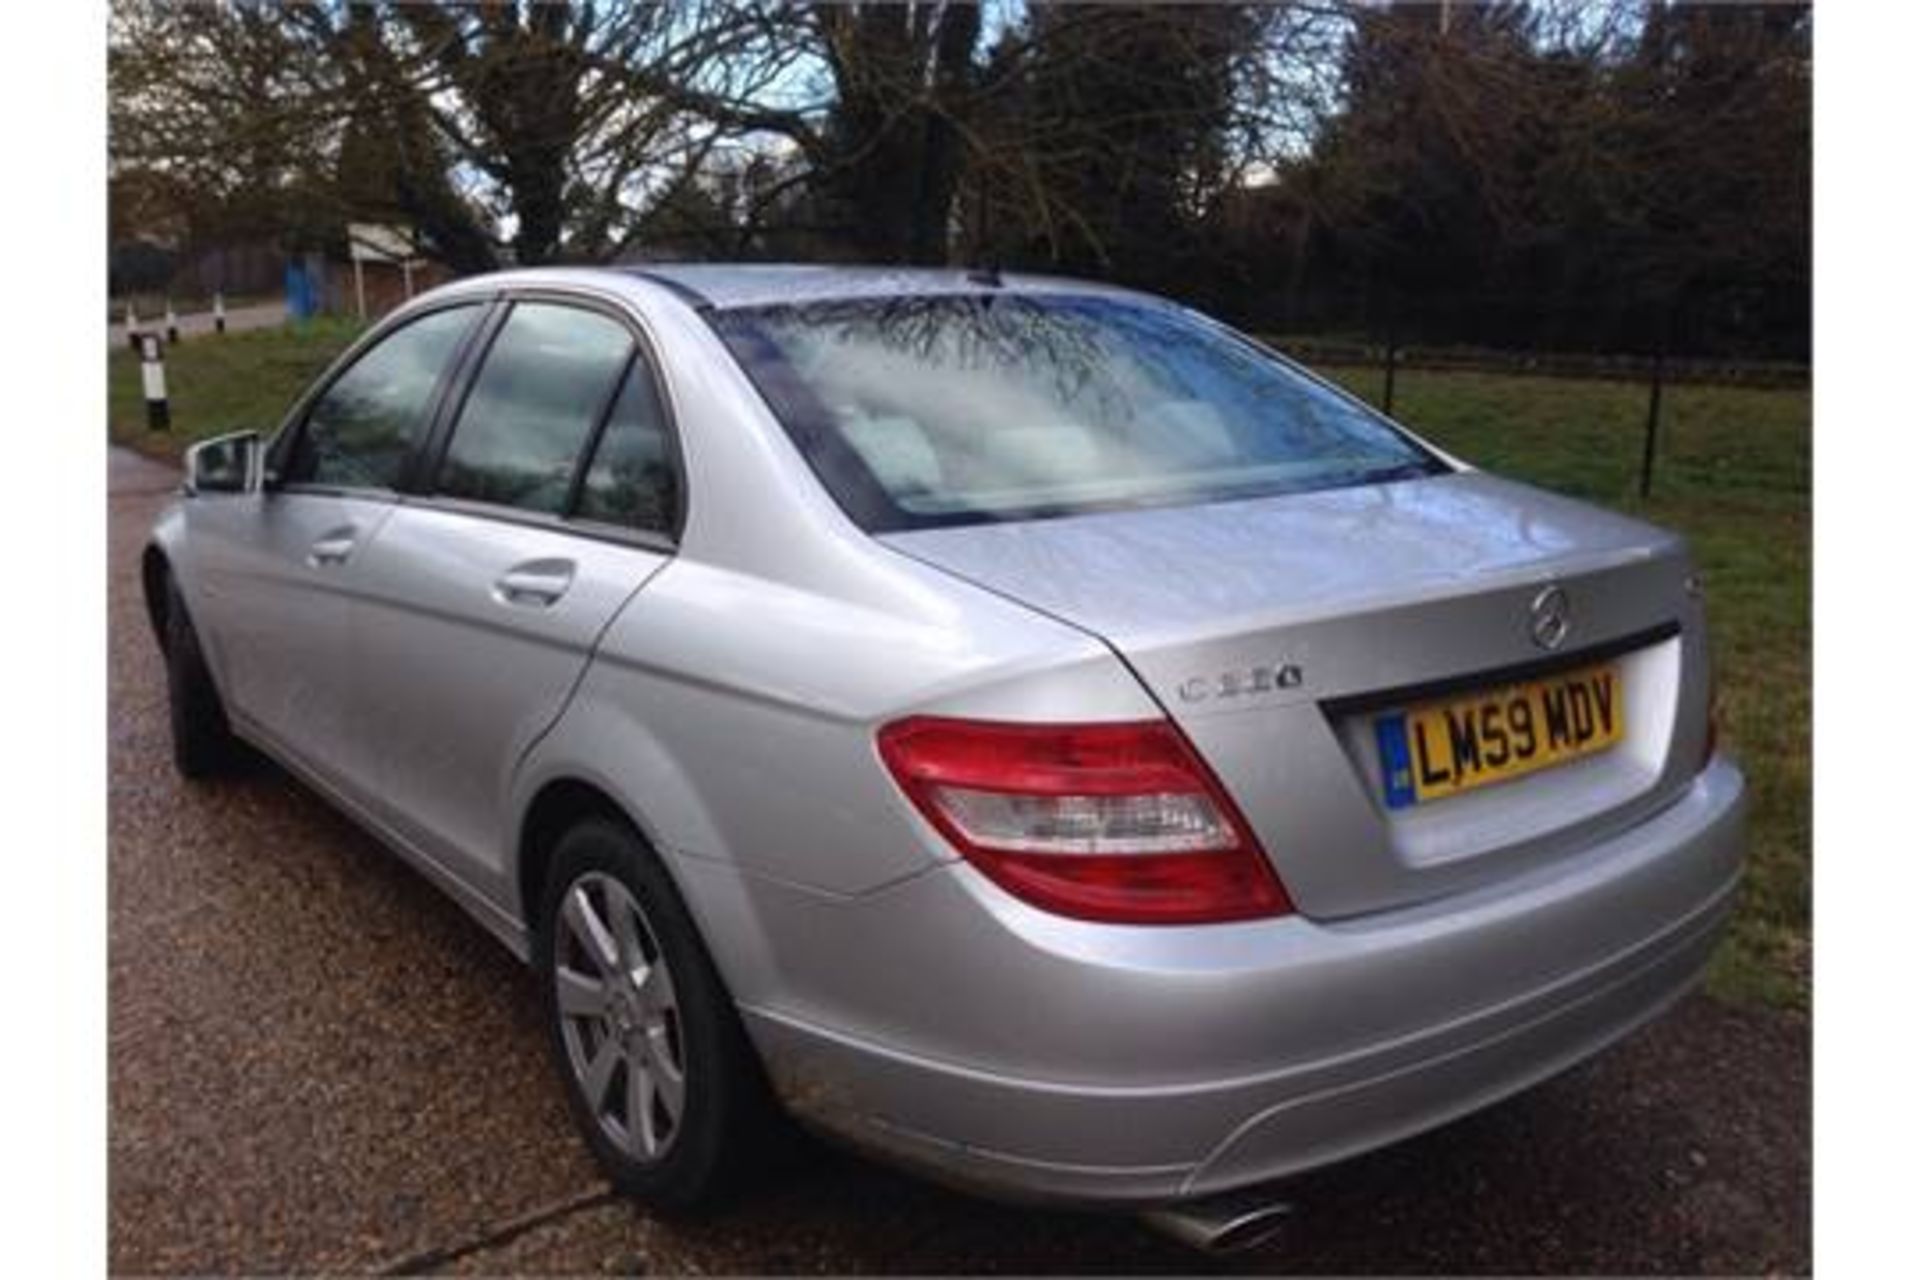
(110, 1, 1810, 357)
(111, 1, 768, 269)
(590, 1, 988, 264)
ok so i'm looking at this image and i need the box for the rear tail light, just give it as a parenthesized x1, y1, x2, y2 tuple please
(876, 716, 1292, 924)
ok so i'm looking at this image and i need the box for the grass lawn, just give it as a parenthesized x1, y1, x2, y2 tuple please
(108, 318, 368, 454)
(108, 327, 1811, 1011)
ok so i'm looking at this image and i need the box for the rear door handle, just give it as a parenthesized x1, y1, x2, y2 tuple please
(493, 560, 575, 608)
(308, 529, 358, 567)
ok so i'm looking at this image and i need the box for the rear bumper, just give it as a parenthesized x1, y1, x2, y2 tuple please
(740, 757, 1746, 1207)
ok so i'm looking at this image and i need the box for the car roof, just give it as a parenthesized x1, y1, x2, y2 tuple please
(431, 263, 1152, 312)
(619, 263, 1152, 310)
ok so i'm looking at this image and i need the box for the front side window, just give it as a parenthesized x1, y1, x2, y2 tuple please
(575, 359, 679, 535)
(437, 303, 634, 515)
(710, 295, 1444, 531)
(286, 304, 479, 489)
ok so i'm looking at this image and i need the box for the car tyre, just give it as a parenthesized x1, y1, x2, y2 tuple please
(162, 573, 241, 779)
(536, 815, 780, 1213)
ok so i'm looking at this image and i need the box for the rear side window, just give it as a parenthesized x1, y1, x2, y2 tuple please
(437, 303, 633, 515)
(287, 304, 479, 489)
(576, 359, 678, 535)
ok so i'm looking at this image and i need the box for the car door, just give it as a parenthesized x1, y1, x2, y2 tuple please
(183, 301, 486, 791)
(337, 295, 683, 906)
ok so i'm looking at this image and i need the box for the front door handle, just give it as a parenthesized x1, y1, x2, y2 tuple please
(308, 528, 358, 567)
(493, 559, 575, 608)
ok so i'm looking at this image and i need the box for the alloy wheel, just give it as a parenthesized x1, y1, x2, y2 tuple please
(553, 871, 687, 1162)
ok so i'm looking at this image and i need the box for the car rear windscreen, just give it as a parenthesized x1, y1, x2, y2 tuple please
(709, 293, 1446, 531)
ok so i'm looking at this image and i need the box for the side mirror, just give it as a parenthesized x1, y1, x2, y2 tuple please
(183, 430, 264, 497)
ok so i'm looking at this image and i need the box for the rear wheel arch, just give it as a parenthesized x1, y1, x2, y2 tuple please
(518, 778, 673, 934)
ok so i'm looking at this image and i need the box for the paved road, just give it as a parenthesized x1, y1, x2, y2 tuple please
(113, 299, 289, 347)
(109, 448, 1809, 1275)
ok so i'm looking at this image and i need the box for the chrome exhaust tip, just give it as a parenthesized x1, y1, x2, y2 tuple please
(1140, 1189, 1295, 1253)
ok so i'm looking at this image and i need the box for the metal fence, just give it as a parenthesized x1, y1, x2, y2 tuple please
(1250, 290, 1808, 499)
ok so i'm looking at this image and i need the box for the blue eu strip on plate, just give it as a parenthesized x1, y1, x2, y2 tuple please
(1375, 713, 1418, 810)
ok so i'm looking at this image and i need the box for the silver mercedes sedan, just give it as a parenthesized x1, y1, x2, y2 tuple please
(145, 265, 1745, 1249)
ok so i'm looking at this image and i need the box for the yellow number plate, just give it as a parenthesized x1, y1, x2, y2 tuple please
(1374, 663, 1624, 809)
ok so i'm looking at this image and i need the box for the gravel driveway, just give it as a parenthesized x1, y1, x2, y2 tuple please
(108, 448, 1809, 1275)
